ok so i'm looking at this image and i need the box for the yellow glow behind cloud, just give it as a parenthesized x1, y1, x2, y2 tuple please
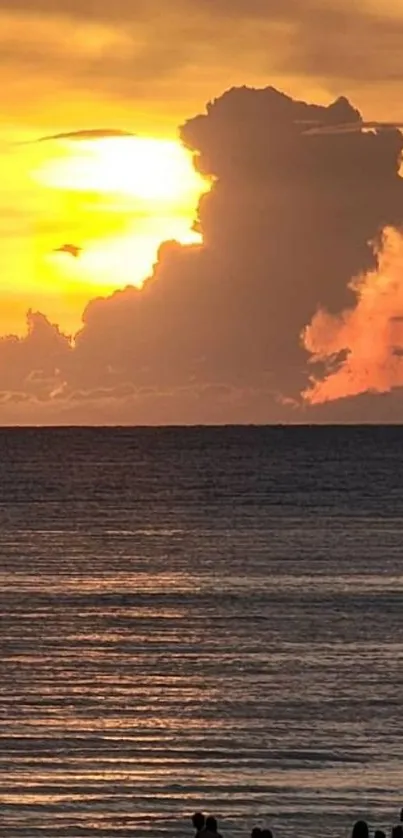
(0, 134, 209, 336)
(36, 136, 205, 202)
(35, 135, 208, 289)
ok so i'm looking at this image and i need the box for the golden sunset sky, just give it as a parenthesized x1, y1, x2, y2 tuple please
(2, 0, 403, 422)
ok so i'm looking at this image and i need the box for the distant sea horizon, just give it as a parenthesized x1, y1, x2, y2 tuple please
(1, 421, 403, 428)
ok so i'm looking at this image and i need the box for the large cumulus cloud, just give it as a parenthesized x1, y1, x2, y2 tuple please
(3, 84, 403, 424)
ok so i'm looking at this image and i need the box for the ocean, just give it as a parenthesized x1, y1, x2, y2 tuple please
(1, 426, 403, 838)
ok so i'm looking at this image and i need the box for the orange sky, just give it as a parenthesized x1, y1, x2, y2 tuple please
(2, 0, 403, 422)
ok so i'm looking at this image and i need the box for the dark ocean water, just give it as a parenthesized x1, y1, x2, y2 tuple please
(1, 426, 403, 838)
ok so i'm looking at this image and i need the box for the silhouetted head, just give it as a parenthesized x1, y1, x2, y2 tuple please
(375, 830, 386, 838)
(206, 816, 218, 833)
(261, 830, 273, 838)
(251, 829, 262, 838)
(392, 827, 403, 838)
(192, 813, 205, 832)
(352, 821, 369, 838)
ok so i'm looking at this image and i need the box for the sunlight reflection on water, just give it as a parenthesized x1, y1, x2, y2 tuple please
(2, 427, 403, 838)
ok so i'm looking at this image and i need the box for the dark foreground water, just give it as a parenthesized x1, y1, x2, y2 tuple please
(1, 426, 403, 838)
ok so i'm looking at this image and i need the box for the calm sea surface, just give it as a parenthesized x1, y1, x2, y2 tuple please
(1, 426, 403, 838)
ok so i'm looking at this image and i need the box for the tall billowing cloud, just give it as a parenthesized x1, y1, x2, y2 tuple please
(3, 84, 403, 423)
(74, 88, 403, 398)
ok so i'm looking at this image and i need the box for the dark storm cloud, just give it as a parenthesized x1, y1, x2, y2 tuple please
(2, 84, 403, 423)
(303, 122, 403, 135)
(70, 86, 403, 407)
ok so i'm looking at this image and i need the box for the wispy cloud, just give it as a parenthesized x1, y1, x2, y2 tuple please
(303, 121, 403, 135)
(35, 129, 135, 143)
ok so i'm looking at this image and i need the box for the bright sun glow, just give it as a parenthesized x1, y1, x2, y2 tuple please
(29, 135, 209, 312)
(37, 136, 206, 202)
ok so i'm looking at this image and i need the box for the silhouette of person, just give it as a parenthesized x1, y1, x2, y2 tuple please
(400, 810, 403, 823)
(192, 812, 206, 837)
(261, 830, 273, 838)
(251, 829, 262, 838)
(352, 821, 369, 838)
(392, 827, 403, 838)
(375, 831, 386, 838)
(204, 815, 223, 838)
